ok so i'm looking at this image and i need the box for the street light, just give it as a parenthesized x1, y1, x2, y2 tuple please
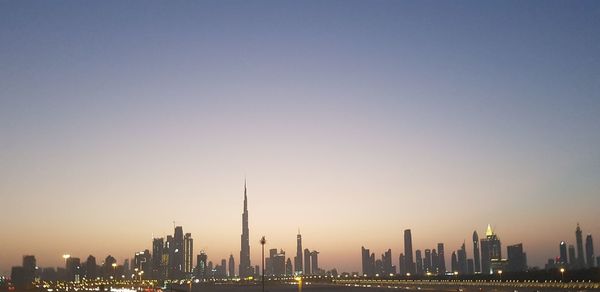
(497, 270, 503, 282)
(560, 268, 565, 282)
(260, 236, 266, 292)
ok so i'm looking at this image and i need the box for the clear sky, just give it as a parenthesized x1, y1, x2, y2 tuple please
(1, 0, 600, 275)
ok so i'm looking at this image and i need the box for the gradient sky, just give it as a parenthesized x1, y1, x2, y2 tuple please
(1, 0, 600, 276)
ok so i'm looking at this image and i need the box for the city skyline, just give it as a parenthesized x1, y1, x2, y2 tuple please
(2, 0, 600, 280)
(1, 181, 597, 276)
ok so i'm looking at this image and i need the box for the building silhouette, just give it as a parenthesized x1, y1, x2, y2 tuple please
(575, 223, 585, 269)
(239, 180, 252, 278)
(383, 249, 393, 276)
(399, 253, 406, 276)
(228, 254, 235, 277)
(568, 244, 577, 269)
(85, 255, 97, 280)
(152, 238, 164, 280)
(457, 242, 467, 275)
(310, 251, 319, 275)
(361, 246, 372, 276)
(195, 252, 207, 279)
(585, 234, 594, 268)
(559, 241, 568, 266)
(507, 243, 527, 272)
(286, 258, 293, 276)
(415, 250, 423, 275)
(304, 248, 311, 275)
(437, 243, 446, 274)
(295, 232, 303, 274)
(451, 251, 458, 273)
(473, 231, 481, 273)
(431, 249, 439, 274)
(404, 229, 415, 275)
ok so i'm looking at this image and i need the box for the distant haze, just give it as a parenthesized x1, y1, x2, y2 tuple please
(1, 0, 600, 275)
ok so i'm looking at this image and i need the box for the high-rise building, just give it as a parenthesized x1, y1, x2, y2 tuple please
(361, 246, 372, 276)
(295, 232, 303, 274)
(399, 253, 406, 276)
(568, 244, 576, 269)
(473, 231, 481, 273)
(585, 234, 594, 268)
(195, 252, 207, 279)
(66, 257, 81, 282)
(415, 250, 423, 275)
(22, 255, 36, 284)
(451, 251, 458, 273)
(559, 241, 568, 266)
(170, 226, 184, 279)
(228, 254, 235, 277)
(507, 243, 527, 272)
(457, 242, 467, 274)
(286, 258, 293, 276)
(467, 259, 474, 275)
(404, 229, 415, 275)
(304, 248, 311, 275)
(575, 223, 585, 269)
(85, 255, 97, 280)
(184, 233, 193, 274)
(271, 250, 286, 276)
(437, 243, 446, 274)
(382, 249, 393, 276)
(423, 249, 431, 273)
(152, 238, 164, 280)
(239, 180, 252, 278)
(480, 224, 501, 274)
(310, 251, 319, 275)
(431, 249, 439, 274)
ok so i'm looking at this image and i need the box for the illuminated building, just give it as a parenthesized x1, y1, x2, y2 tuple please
(480, 224, 502, 274)
(184, 233, 193, 274)
(559, 241, 568, 266)
(195, 252, 207, 279)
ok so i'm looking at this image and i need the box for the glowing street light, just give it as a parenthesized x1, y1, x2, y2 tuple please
(560, 268, 565, 281)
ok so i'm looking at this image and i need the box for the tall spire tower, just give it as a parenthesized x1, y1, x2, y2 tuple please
(239, 179, 252, 278)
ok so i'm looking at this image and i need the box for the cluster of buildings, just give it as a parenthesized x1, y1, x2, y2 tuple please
(548, 223, 597, 270)
(362, 224, 597, 277)
(8, 181, 323, 287)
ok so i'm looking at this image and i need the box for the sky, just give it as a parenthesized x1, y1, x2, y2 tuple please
(1, 0, 600, 276)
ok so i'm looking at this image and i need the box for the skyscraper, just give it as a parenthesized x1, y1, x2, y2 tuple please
(415, 250, 423, 275)
(585, 234, 594, 268)
(295, 232, 303, 274)
(559, 241, 568, 266)
(195, 252, 207, 279)
(383, 249, 393, 276)
(404, 229, 415, 275)
(473, 231, 481, 273)
(286, 258, 293, 276)
(172, 226, 184, 279)
(457, 242, 467, 275)
(85, 255, 97, 280)
(399, 253, 406, 276)
(575, 223, 585, 269)
(310, 251, 319, 275)
(304, 248, 311, 275)
(184, 233, 193, 274)
(437, 243, 446, 274)
(152, 238, 164, 280)
(361, 246, 372, 276)
(507, 243, 526, 272)
(228, 254, 235, 277)
(568, 244, 577, 269)
(239, 180, 252, 278)
(480, 224, 501, 274)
